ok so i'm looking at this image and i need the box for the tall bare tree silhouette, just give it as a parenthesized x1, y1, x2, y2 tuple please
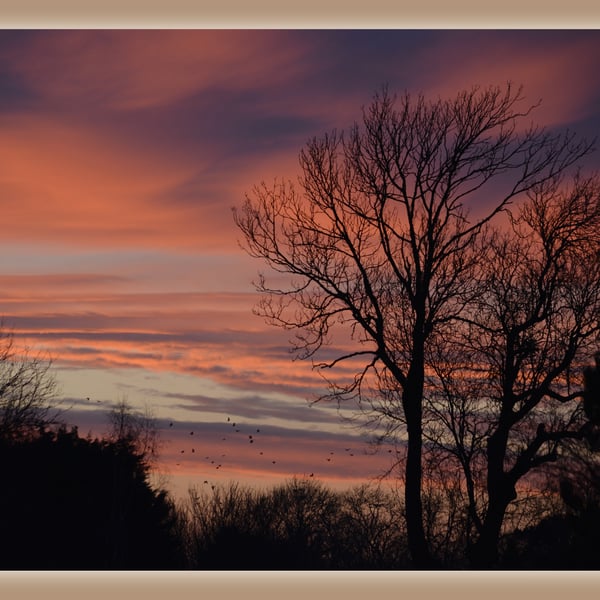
(234, 83, 592, 567)
(426, 173, 600, 566)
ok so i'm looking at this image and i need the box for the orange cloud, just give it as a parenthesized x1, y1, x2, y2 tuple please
(0, 112, 308, 253)
(415, 33, 600, 130)
(0, 274, 339, 399)
(0, 115, 209, 246)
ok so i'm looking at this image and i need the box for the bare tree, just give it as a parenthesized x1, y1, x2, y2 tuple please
(0, 326, 60, 440)
(428, 172, 600, 566)
(583, 351, 600, 429)
(106, 397, 160, 469)
(234, 84, 591, 566)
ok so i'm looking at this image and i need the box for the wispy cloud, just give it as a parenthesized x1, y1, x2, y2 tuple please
(412, 31, 600, 131)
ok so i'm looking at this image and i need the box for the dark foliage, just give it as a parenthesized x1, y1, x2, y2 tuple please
(499, 512, 600, 569)
(0, 425, 184, 569)
(179, 479, 410, 570)
(584, 352, 600, 425)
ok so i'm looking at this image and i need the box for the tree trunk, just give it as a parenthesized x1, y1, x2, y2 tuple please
(469, 498, 510, 568)
(402, 345, 436, 568)
(404, 405, 433, 567)
(469, 427, 516, 568)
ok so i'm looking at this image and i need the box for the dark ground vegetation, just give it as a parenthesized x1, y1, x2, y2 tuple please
(1, 420, 599, 569)
(0, 328, 599, 568)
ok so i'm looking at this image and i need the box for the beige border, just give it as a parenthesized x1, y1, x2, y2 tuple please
(1, 571, 600, 599)
(0, 1, 598, 27)
(1, 3, 600, 600)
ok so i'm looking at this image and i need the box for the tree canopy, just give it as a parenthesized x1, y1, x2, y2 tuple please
(235, 83, 600, 567)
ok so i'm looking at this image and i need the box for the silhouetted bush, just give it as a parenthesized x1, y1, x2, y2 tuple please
(179, 478, 410, 569)
(499, 511, 600, 569)
(0, 425, 184, 569)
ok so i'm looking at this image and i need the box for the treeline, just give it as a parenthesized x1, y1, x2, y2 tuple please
(2, 419, 600, 569)
(1, 328, 600, 569)
(175, 474, 600, 570)
(177, 478, 408, 569)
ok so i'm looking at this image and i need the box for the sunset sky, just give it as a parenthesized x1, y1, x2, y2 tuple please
(2, 30, 600, 499)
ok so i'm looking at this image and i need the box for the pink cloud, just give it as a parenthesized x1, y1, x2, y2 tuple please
(0, 111, 308, 253)
(0, 276, 340, 399)
(415, 34, 600, 129)
(0, 115, 212, 247)
(3, 31, 313, 111)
